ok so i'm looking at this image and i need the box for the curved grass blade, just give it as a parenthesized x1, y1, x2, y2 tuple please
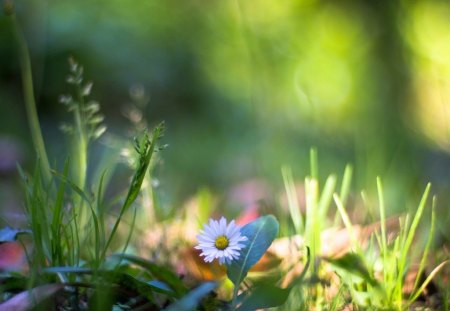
(408, 260, 450, 305)
(164, 282, 218, 311)
(101, 123, 165, 261)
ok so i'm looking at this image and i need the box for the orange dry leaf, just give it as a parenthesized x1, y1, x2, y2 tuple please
(0, 284, 62, 311)
(0, 242, 27, 272)
(181, 247, 226, 281)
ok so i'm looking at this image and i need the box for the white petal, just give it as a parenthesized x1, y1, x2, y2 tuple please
(219, 217, 227, 234)
(211, 219, 220, 234)
(205, 224, 217, 237)
(226, 220, 235, 236)
(197, 236, 215, 244)
(208, 219, 217, 233)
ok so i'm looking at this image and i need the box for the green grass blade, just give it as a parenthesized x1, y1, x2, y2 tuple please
(51, 160, 69, 265)
(309, 148, 318, 180)
(408, 260, 450, 305)
(376, 177, 388, 285)
(318, 174, 337, 220)
(101, 123, 164, 260)
(115, 205, 138, 269)
(282, 166, 303, 234)
(409, 196, 436, 302)
(333, 194, 358, 249)
(400, 183, 431, 264)
(339, 164, 353, 205)
(96, 170, 108, 248)
(51, 169, 101, 266)
(9, 14, 52, 185)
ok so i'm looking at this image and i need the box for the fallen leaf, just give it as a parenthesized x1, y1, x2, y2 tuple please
(0, 242, 27, 272)
(181, 248, 226, 281)
(0, 284, 62, 311)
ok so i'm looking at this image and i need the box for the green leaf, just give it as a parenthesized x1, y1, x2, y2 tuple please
(43, 266, 92, 274)
(236, 284, 290, 311)
(148, 280, 174, 294)
(227, 215, 279, 287)
(101, 123, 164, 261)
(164, 282, 218, 311)
(0, 227, 31, 242)
(111, 254, 187, 296)
(324, 253, 378, 286)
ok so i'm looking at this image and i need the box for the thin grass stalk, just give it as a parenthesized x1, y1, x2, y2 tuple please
(376, 177, 388, 286)
(101, 124, 163, 261)
(318, 175, 337, 221)
(114, 206, 138, 270)
(305, 178, 319, 272)
(52, 160, 69, 265)
(408, 260, 450, 304)
(339, 164, 353, 206)
(282, 166, 303, 234)
(9, 14, 52, 185)
(309, 148, 318, 180)
(395, 183, 431, 305)
(333, 194, 360, 253)
(96, 171, 108, 249)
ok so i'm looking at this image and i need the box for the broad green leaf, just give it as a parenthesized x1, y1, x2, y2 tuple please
(227, 215, 279, 287)
(111, 254, 187, 296)
(164, 282, 218, 311)
(43, 267, 175, 298)
(0, 284, 62, 311)
(236, 284, 290, 311)
(43, 266, 92, 274)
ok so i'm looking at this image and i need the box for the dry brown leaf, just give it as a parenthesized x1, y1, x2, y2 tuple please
(0, 242, 28, 272)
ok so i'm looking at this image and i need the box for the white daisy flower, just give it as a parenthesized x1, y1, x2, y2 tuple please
(195, 217, 248, 265)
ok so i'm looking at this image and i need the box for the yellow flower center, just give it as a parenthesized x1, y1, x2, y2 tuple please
(214, 235, 229, 250)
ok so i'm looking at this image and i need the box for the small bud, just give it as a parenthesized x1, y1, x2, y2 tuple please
(68, 57, 78, 72)
(66, 75, 76, 84)
(59, 95, 73, 105)
(82, 82, 93, 96)
(92, 125, 107, 140)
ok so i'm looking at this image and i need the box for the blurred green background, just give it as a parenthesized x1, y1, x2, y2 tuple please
(1, 0, 449, 232)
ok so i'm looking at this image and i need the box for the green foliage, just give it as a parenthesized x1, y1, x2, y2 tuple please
(332, 180, 439, 310)
(226, 216, 278, 298)
(165, 282, 218, 311)
(226, 216, 278, 284)
(236, 284, 290, 311)
(111, 254, 187, 297)
(0, 227, 31, 242)
(101, 123, 165, 261)
(324, 253, 378, 287)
